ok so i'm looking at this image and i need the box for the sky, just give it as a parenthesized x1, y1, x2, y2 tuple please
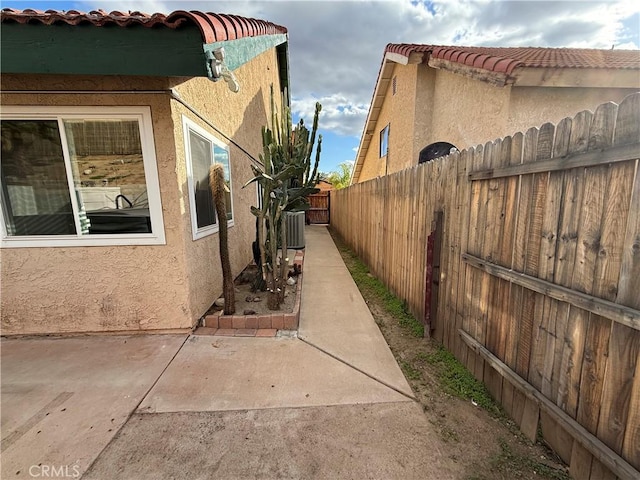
(2, 0, 639, 175)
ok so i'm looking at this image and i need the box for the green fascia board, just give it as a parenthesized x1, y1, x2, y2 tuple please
(203, 34, 288, 76)
(1, 22, 206, 76)
(1, 22, 287, 79)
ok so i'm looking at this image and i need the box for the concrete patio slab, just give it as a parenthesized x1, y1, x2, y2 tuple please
(1, 335, 186, 480)
(138, 335, 410, 414)
(299, 226, 414, 396)
(84, 402, 459, 480)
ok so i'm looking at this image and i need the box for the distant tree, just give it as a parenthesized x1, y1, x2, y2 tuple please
(326, 162, 352, 189)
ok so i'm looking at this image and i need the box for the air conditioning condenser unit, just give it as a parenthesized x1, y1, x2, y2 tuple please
(285, 211, 305, 249)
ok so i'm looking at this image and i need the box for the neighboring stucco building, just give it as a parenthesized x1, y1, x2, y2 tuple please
(0, 8, 289, 334)
(315, 180, 334, 191)
(352, 44, 640, 183)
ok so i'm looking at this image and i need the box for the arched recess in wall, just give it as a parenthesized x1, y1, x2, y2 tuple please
(418, 142, 458, 164)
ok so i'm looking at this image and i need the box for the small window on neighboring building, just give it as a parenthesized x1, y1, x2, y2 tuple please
(183, 117, 233, 240)
(380, 124, 390, 158)
(0, 106, 165, 247)
(392, 76, 397, 95)
(418, 142, 458, 164)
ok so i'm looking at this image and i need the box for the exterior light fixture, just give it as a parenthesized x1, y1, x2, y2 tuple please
(209, 47, 240, 93)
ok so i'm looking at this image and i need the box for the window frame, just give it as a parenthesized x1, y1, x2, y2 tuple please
(0, 105, 165, 248)
(182, 116, 234, 241)
(380, 124, 390, 158)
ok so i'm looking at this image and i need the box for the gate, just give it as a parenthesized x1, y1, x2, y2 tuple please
(424, 211, 443, 336)
(306, 192, 330, 224)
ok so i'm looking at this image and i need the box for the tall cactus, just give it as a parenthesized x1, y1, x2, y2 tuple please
(210, 163, 235, 315)
(244, 85, 322, 310)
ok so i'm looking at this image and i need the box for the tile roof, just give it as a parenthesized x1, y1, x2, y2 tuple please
(0, 8, 287, 44)
(386, 44, 640, 75)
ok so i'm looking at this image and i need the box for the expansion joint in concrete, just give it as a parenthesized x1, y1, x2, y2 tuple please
(297, 336, 417, 402)
(83, 334, 191, 473)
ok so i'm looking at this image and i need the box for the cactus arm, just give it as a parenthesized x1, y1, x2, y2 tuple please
(308, 134, 322, 186)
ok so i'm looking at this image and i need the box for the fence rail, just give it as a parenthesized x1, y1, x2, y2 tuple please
(331, 92, 640, 479)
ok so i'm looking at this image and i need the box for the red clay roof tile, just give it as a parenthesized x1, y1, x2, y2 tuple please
(0, 7, 287, 43)
(473, 54, 492, 70)
(457, 52, 473, 64)
(386, 44, 640, 75)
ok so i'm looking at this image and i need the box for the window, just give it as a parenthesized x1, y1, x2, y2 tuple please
(0, 106, 165, 247)
(418, 142, 458, 164)
(380, 124, 390, 158)
(183, 117, 233, 240)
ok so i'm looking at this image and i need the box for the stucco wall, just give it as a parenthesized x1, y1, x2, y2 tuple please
(315, 181, 334, 191)
(421, 74, 637, 153)
(413, 65, 436, 164)
(398, 66, 637, 176)
(0, 75, 193, 334)
(169, 48, 282, 321)
(358, 63, 420, 182)
(0, 47, 283, 334)
(387, 64, 419, 175)
(507, 86, 639, 137)
(428, 69, 512, 151)
(358, 64, 511, 182)
(359, 103, 389, 182)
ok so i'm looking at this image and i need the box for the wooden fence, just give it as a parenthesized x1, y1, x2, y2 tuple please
(331, 93, 640, 480)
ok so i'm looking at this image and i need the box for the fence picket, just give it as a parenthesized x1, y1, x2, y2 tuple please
(557, 109, 592, 423)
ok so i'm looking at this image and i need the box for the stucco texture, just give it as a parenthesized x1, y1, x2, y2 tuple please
(0, 48, 282, 335)
(412, 66, 436, 166)
(170, 48, 282, 322)
(357, 62, 639, 183)
(507, 85, 639, 137)
(359, 64, 420, 181)
(428, 69, 511, 151)
(358, 120, 388, 182)
(387, 64, 419, 175)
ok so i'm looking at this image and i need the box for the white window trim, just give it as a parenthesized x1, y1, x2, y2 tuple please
(0, 106, 165, 248)
(380, 124, 390, 158)
(182, 116, 234, 241)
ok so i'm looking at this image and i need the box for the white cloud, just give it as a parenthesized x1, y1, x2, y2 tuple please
(78, 0, 639, 142)
(292, 95, 369, 137)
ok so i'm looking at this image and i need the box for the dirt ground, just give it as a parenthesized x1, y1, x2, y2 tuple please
(77, 154, 146, 187)
(206, 263, 296, 316)
(330, 231, 570, 480)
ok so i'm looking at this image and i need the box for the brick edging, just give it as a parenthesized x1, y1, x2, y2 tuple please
(199, 249, 304, 337)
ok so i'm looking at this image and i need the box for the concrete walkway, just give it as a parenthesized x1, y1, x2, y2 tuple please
(298, 227, 414, 397)
(1, 226, 457, 479)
